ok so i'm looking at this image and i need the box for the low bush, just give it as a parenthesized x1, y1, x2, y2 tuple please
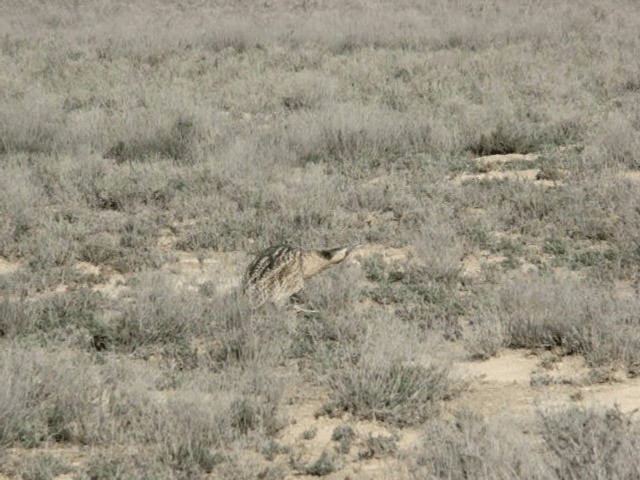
(467, 275, 640, 370)
(324, 316, 455, 426)
(540, 406, 640, 480)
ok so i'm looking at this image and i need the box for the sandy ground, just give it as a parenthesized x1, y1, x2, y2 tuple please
(271, 346, 640, 480)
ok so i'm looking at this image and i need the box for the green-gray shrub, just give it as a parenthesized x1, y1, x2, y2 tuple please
(471, 275, 640, 369)
(540, 406, 640, 480)
(324, 316, 455, 426)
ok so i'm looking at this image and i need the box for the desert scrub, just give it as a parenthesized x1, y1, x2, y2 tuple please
(81, 451, 173, 480)
(300, 450, 339, 477)
(174, 162, 350, 252)
(0, 342, 286, 475)
(0, 346, 103, 447)
(540, 406, 640, 480)
(301, 426, 318, 440)
(5, 453, 72, 480)
(210, 293, 296, 370)
(2, 0, 640, 475)
(113, 365, 286, 473)
(104, 113, 206, 164)
(364, 258, 464, 337)
(0, 155, 174, 277)
(465, 120, 581, 156)
(464, 311, 507, 360)
(331, 424, 355, 453)
(108, 272, 209, 352)
(75, 156, 185, 212)
(0, 289, 103, 340)
(467, 174, 640, 280)
(0, 92, 71, 155)
(469, 274, 640, 369)
(358, 434, 398, 460)
(289, 306, 369, 366)
(301, 264, 363, 316)
(406, 409, 550, 479)
(280, 104, 438, 173)
(583, 110, 640, 170)
(326, 361, 450, 426)
(323, 315, 455, 426)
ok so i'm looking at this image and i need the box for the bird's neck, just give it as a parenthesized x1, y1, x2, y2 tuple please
(302, 252, 333, 278)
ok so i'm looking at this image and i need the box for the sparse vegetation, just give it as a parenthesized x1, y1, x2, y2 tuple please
(467, 275, 640, 369)
(13, 453, 72, 480)
(324, 317, 455, 426)
(1, 0, 640, 477)
(331, 424, 355, 454)
(540, 406, 640, 480)
(358, 434, 398, 460)
(301, 426, 318, 440)
(405, 408, 558, 479)
(406, 406, 640, 479)
(301, 450, 339, 477)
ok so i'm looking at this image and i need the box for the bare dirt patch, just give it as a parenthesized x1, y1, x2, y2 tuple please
(277, 383, 420, 480)
(619, 170, 640, 182)
(475, 153, 540, 169)
(0, 258, 20, 276)
(350, 244, 413, 264)
(453, 152, 565, 187)
(451, 349, 640, 422)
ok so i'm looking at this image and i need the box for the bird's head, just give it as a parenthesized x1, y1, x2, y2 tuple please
(303, 244, 363, 277)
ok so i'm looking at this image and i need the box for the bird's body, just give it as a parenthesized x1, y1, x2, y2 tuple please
(241, 244, 359, 307)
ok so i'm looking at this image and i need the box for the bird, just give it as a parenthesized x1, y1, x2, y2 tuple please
(241, 244, 361, 308)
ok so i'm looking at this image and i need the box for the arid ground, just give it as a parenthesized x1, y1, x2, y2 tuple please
(1, 1, 640, 479)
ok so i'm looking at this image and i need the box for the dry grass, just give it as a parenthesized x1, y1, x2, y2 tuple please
(467, 275, 640, 371)
(323, 315, 455, 426)
(540, 406, 640, 480)
(405, 406, 640, 480)
(405, 409, 551, 480)
(1, 0, 640, 477)
(0, 343, 286, 476)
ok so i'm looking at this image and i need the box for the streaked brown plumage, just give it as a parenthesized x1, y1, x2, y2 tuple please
(241, 244, 360, 307)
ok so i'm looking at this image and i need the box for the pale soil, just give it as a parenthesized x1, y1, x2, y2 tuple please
(620, 170, 640, 182)
(455, 168, 561, 187)
(452, 152, 564, 187)
(271, 349, 640, 480)
(474, 153, 540, 168)
(0, 258, 20, 276)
